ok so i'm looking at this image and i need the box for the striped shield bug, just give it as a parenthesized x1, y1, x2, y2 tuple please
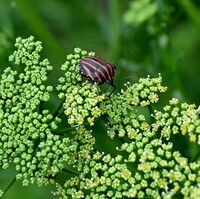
(78, 56, 116, 96)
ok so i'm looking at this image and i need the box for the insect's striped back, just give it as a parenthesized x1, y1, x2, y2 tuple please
(78, 56, 116, 85)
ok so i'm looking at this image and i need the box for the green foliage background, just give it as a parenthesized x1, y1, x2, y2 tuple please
(0, 0, 200, 198)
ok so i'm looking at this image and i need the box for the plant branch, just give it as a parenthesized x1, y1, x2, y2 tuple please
(148, 104, 155, 123)
(51, 98, 65, 120)
(1, 176, 16, 198)
(62, 168, 80, 175)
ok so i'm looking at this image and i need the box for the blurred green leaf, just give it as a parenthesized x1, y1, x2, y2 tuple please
(124, 0, 158, 26)
(15, 0, 66, 64)
(177, 0, 200, 31)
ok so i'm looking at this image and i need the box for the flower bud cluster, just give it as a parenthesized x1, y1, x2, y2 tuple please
(152, 99, 200, 143)
(55, 128, 200, 199)
(57, 48, 105, 126)
(67, 126, 96, 166)
(124, 74, 167, 107)
(55, 144, 137, 198)
(89, 74, 199, 198)
(100, 75, 164, 139)
(0, 36, 71, 186)
(119, 139, 200, 198)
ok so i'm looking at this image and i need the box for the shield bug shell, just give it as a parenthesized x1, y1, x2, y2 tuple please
(78, 56, 116, 96)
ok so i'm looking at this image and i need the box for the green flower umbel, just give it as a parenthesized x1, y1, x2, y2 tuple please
(0, 36, 70, 186)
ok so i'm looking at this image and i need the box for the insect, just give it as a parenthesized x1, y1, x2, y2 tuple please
(78, 56, 116, 96)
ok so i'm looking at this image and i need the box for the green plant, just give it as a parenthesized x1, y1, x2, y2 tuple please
(0, 36, 199, 199)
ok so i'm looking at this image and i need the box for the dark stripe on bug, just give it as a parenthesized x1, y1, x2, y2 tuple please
(81, 60, 108, 82)
(84, 56, 115, 80)
(81, 64, 94, 80)
(78, 56, 117, 96)
(94, 56, 116, 76)
(81, 64, 104, 82)
(92, 56, 116, 76)
(81, 64, 100, 82)
(79, 56, 115, 82)
(83, 58, 110, 80)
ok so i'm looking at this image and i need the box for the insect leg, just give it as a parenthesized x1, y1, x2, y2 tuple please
(80, 80, 94, 88)
(108, 84, 116, 97)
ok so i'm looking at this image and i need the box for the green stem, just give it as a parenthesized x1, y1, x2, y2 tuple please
(1, 176, 16, 198)
(52, 98, 65, 119)
(54, 126, 76, 134)
(62, 168, 80, 175)
(148, 104, 155, 123)
(193, 150, 200, 162)
(38, 101, 44, 114)
(101, 114, 111, 125)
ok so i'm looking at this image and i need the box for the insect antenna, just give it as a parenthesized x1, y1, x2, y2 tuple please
(114, 76, 132, 82)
